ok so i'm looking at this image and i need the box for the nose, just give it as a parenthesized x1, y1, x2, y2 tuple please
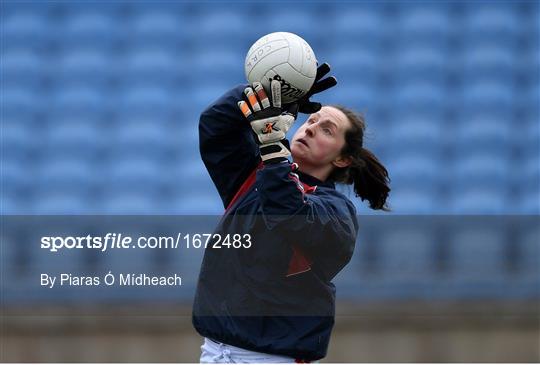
(305, 123, 315, 137)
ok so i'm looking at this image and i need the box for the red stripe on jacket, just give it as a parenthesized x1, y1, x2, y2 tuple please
(224, 163, 317, 277)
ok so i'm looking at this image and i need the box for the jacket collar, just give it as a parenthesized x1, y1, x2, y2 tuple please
(296, 170, 335, 189)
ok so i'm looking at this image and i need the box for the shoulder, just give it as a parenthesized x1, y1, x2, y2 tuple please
(313, 185, 357, 217)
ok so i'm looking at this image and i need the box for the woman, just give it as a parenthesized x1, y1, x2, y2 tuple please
(193, 64, 390, 363)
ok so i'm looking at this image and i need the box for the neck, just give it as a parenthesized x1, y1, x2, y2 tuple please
(295, 163, 332, 182)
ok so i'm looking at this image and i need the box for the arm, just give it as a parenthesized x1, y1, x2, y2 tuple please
(256, 162, 358, 279)
(199, 84, 260, 208)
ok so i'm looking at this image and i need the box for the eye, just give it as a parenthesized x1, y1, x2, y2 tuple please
(322, 127, 332, 135)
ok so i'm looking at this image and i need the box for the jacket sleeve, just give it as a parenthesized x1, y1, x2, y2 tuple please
(199, 84, 260, 208)
(256, 162, 359, 280)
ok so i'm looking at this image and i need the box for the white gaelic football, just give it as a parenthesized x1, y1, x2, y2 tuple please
(245, 32, 317, 104)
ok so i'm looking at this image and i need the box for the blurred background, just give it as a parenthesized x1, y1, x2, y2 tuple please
(1, 0, 539, 362)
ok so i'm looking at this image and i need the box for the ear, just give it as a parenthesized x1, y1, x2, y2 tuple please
(332, 155, 352, 168)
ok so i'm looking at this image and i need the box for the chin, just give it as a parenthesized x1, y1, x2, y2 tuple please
(291, 153, 309, 167)
(291, 148, 303, 161)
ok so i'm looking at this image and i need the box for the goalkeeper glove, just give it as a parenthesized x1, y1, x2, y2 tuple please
(293, 62, 338, 115)
(238, 80, 297, 164)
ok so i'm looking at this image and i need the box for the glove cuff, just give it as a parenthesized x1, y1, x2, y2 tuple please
(259, 140, 290, 164)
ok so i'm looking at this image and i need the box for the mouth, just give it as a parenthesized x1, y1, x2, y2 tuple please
(296, 138, 308, 147)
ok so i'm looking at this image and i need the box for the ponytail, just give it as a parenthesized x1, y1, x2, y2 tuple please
(328, 105, 391, 211)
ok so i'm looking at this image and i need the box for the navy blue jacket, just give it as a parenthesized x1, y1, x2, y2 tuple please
(192, 85, 358, 361)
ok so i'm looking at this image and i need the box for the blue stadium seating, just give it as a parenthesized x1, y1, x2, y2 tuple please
(1, 10, 50, 50)
(443, 224, 511, 298)
(461, 43, 516, 81)
(50, 85, 111, 116)
(128, 11, 188, 47)
(328, 6, 387, 51)
(331, 48, 380, 86)
(43, 119, 105, 161)
(514, 225, 540, 297)
(1, 0, 538, 303)
(1, 121, 37, 161)
(56, 48, 113, 87)
(2, 86, 44, 119)
(60, 11, 122, 49)
(2, 160, 33, 214)
(394, 4, 453, 48)
(453, 151, 510, 188)
(194, 9, 249, 46)
(463, 2, 522, 47)
(394, 46, 449, 83)
(2, 49, 45, 87)
(460, 79, 515, 114)
(386, 186, 441, 214)
(450, 187, 508, 214)
(386, 112, 446, 151)
(122, 47, 182, 86)
(454, 111, 513, 151)
(115, 85, 178, 118)
(368, 227, 438, 298)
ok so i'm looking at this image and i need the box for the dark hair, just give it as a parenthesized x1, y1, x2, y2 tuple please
(328, 105, 391, 211)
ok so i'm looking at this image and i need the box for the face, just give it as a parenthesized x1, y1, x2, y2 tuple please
(291, 106, 352, 175)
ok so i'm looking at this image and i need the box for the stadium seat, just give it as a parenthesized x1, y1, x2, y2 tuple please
(44, 118, 105, 161)
(34, 158, 98, 194)
(50, 86, 111, 117)
(116, 85, 178, 118)
(450, 187, 508, 214)
(519, 114, 540, 157)
(463, 2, 522, 46)
(195, 9, 248, 45)
(394, 46, 449, 84)
(56, 48, 113, 87)
(1, 121, 37, 161)
(454, 112, 513, 151)
(109, 118, 178, 161)
(121, 47, 182, 86)
(353, 224, 439, 299)
(322, 82, 378, 113)
(460, 79, 515, 114)
(386, 186, 440, 214)
(394, 5, 452, 48)
(392, 80, 446, 114)
(461, 44, 515, 81)
(387, 152, 441, 188)
(2, 86, 44, 119)
(513, 224, 540, 297)
(128, 11, 188, 47)
(31, 191, 96, 215)
(386, 112, 446, 151)
(444, 224, 510, 298)
(328, 6, 386, 50)
(2, 49, 45, 87)
(173, 193, 224, 215)
(101, 191, 169, 215)
(453, 151, 510, 188)
(331, 48, 380, 86)
(104, 157, 171, 193)
(265, 7, 329, 49)
(60, 11, 122, 49)
(518, 190, 540, 214)
(190, 48, 244, 87)
(517, 155, 539, 213)
(1, 11, 51, 50)
(1, 161, 33, 214)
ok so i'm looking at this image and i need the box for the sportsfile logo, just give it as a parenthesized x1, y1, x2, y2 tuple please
(269, 74, 305, 100)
